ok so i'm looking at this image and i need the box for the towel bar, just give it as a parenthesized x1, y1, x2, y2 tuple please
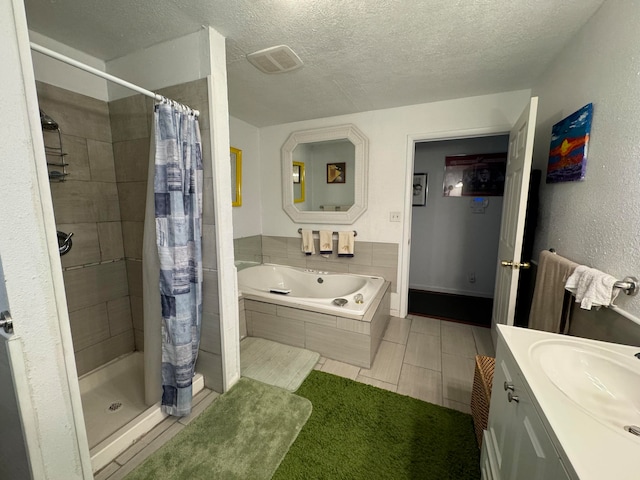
(549, 249, 638, 296)
(297, 228, 357, 237)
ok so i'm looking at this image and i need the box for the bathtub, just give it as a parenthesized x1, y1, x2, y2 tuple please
(237, 264, 391, 368)
(237, 264, 385, 317)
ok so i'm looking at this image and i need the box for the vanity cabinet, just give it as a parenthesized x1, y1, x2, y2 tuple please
(480, 337, 570, 480)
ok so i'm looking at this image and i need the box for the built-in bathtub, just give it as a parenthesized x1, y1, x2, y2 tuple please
(237, 264, 391, 368)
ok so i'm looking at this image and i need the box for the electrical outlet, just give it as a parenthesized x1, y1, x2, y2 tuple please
(468, 272, 476, 283)
(390, 212, 401, 222)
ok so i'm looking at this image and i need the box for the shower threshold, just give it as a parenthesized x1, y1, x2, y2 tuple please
(79, 351, 204, 473)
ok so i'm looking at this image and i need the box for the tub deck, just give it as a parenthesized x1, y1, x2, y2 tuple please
(239, 281, 391, 369)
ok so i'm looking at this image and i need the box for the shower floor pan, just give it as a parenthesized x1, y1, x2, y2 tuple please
(79, 351, 204, 473)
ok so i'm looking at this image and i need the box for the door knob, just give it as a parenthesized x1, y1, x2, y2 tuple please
(501, 260, 531, 270)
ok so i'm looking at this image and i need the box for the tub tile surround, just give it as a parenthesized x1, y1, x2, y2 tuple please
(235, 234, 399, 291)
(243, 281, 391, 368)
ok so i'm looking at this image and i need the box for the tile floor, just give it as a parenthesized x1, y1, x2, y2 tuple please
(315, 315, 495, 414)
(95, 315, 494, 478)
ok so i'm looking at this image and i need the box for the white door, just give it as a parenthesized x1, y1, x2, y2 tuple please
(491, 97, 539, 342)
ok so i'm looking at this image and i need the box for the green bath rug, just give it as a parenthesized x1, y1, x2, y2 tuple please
(274, 370, 480, 479)
(125, 378, 312, 480)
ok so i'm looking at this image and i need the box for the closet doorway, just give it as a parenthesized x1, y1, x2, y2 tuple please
(408, 135, 509, 327)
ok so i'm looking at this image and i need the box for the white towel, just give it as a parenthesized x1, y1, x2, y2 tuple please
(301, 229, 315, 255)
(337, 231, 355, 257)
(319, 230, 333, 255)
(565, 266, 620, 310)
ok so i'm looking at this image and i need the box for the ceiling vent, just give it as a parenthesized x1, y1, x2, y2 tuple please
(247, 45, 303, 74)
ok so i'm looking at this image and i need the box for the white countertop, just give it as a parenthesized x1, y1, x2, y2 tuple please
(498, 325, 640, 480)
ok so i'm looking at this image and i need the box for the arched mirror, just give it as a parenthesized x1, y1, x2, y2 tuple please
(281, 124, 369, 224)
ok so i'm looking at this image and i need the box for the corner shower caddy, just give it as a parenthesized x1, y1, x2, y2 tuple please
(40, 109, 69, 181)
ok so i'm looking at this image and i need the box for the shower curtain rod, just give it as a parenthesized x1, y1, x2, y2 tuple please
(30, 42, 200, 116)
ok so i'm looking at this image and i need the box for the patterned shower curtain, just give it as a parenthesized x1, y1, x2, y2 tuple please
(154, 102, 203, 416)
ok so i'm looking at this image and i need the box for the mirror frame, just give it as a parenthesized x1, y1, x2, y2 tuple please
(231, 146, 242, 207)
(293, 161, 305, 203)
(281, 124, 369, 224)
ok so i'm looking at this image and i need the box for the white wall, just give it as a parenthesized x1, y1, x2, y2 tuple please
(230, 116, 262, 238)
(531, 0, 640, 319)
(258, 89, 531, 312)
(410, 136, 509, 297)
(107, 29, 210, 100)
(29, 30, 109, 101)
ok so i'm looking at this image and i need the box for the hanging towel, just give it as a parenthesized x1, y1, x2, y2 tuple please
(565, 266, 620, 310)
(319, 230, 333, 256)
(301, 229, 315, 255)
(528, 250, 578, 333)
(338, 231, 355, 257)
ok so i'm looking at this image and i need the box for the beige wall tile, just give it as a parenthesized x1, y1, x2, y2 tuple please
(339, 241, 373, 266)
(98, 222, 125, 261)
(113, 138, 150, 182)
(358, 340, 405, 384)
(305, 323, 369, 367)
(68, 303, 110, 352)
(134, 329, 144, 352)
(58, 133, 90, 181)
(87, 139, 116, 182)
(277, 305, 336, 327)
(201, 128, 212, 179)
(58, 223, 100, 268)
(125, 259, 142, 298)
(336, 317, 370, 335)
(371, 243, 399, 268)
(196, 350, 223, 393)
(109, 94, 149, 142)
(202, 179, 215, 225)
(121, 221, 143, 259)
(64, 261, 129, 312)
(51, 181, 121, 224)
(202, 224, 217, 270)
(200, 312, 221, 355)
(36, 81, 112, 142)
(244, 299, 277, 315)
(130, 295, 143, 331)
(117, 182, 147, 222)
(107, 296, 133, 336)
(234, 235, 262, 261)
(74, 330, 135, 376)
(239, 303, 247, 339)
(157, 79, 209, 129)
(250, 312, 305, 347)
(264, 256, 306, 268)
(472, 326, 495, 357)
(203, 270, 219, 316)
(262, 236, 289, 257)
(305, 259, 350, 273)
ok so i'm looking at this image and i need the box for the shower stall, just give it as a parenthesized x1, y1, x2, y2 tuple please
(35, 74, 222, 472)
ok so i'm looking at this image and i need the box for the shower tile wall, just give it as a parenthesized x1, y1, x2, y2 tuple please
(110, 78, 224, 392)
(36, 81, 134, 376)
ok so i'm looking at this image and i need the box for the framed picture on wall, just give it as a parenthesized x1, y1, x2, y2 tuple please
(413, 173, 428, 206)
(327, 162, 346, 183)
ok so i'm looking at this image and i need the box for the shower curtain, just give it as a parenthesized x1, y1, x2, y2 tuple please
(153, 102, 203, 416)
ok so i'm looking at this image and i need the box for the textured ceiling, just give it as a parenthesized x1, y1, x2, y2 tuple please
(24, 0, 605, 127)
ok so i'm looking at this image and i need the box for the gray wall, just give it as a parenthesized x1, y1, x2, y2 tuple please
(37, 81, 134, 376)
(410, 136, 509, 297)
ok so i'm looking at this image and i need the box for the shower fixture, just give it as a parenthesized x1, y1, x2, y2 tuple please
(39, 109, 69, 181)
(39, 109, 59, 130)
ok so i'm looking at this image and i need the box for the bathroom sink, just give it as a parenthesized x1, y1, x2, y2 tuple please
(529, 339, 640, 433)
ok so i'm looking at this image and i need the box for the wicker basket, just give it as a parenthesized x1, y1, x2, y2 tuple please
(471, 355, 495, 449)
